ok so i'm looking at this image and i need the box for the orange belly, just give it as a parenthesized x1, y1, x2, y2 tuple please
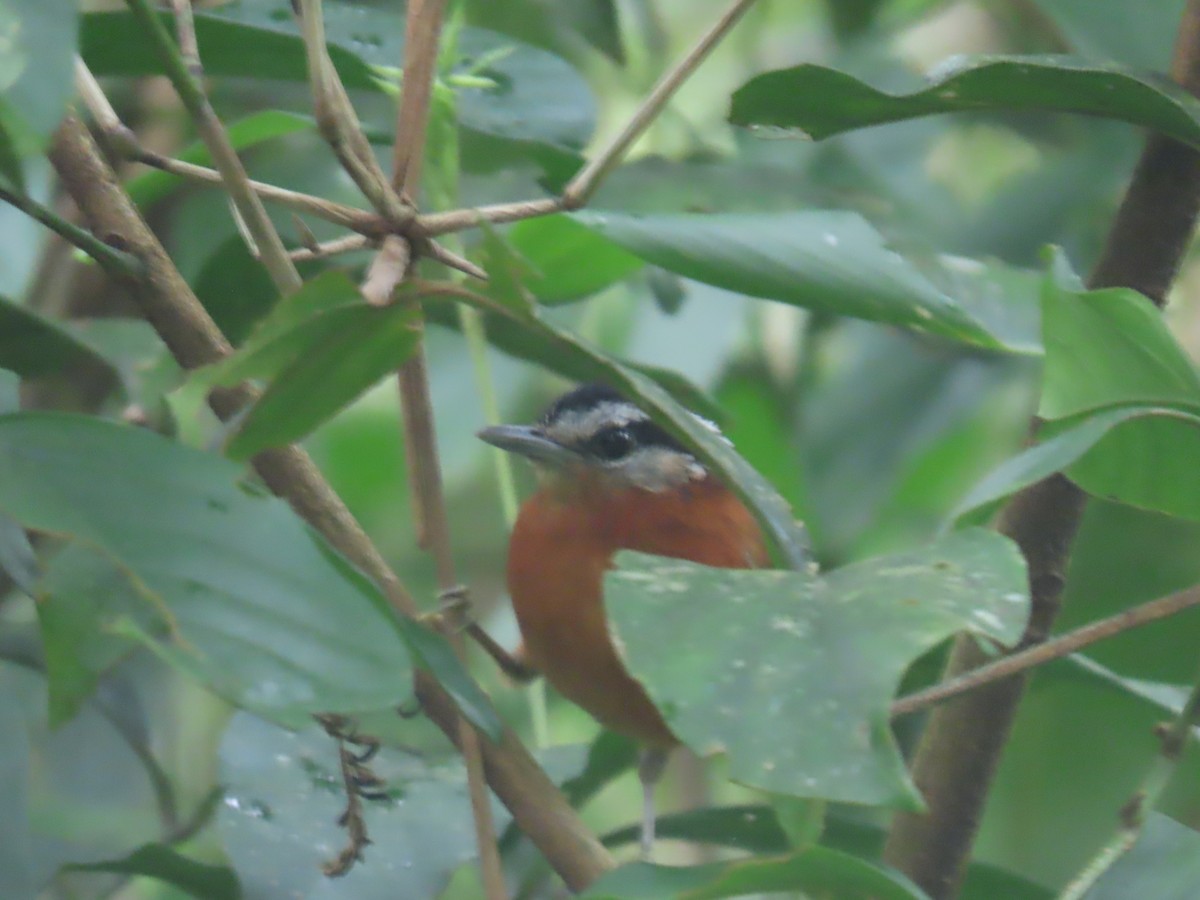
(507, 477, 767, 747)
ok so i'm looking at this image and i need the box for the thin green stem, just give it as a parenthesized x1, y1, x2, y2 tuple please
(0, 185, 142, 278)
(123, 0, 301, 293)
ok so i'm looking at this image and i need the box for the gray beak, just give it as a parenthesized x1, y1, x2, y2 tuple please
(477, 424, 579, 468)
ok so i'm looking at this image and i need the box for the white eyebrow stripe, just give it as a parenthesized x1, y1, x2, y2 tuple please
(547, 401, 649, 443)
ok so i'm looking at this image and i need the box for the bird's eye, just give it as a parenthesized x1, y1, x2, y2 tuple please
(590, 427, 635, 461)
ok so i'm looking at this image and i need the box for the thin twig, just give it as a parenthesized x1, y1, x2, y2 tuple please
(415, 198, 563, 238)
(421, 238, 488, 280)
(123, 0, 301, 293)
(293, 0, 411, 225)
(391, 0, 447, 196)
(129, 148, 385, 233)
(0, 185, 142, 278)
(890, 585, 1200, 717)
(73, 57, 123, 132)
(561, 0, 760, 208)
(288, 233, 375, 263)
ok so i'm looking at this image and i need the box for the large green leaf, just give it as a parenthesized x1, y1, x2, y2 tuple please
(1039, 268, 1200, 419)
(508, 214, 644, 304)
(953, 405, 1200, 523)
(468, 236, 810, 568)
(574, 210, 1038, 352)
(605, 530, 1028, 806)
(0, 665, 32, 900)
(81, 3, 595, 152)
(0, 296, 116, 379)
(218, 713, 586, 899)
(976, 655, 1200, 886)
(956, 258, 1200, 522)
(0, 0, 78, 187)
(729, 56, 1200, 150)
(1057, 499, 1200, 685)
(580, 848, 928, 900)
(0, 412, 412, 726)
(188, 272, 421, 460)
(36, 543, 149, 726)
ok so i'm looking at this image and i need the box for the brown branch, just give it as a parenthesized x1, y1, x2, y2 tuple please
(293, 0, 411, 226)
(386, 3, 506, 897)
(415, 198, 563, 238)
(882, 3, 1200, 895)
(47, 113, 613, 892)
(288, 233, 375, 263)
(890, 584, 1200, 718)
(391, 0, 446, 198)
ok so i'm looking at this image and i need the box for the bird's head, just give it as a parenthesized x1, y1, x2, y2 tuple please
(477, 383, 709, 495)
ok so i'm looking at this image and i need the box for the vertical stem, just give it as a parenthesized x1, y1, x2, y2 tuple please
(389, 3, 506, 897)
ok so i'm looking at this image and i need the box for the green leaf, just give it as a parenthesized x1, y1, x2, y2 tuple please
(65, 844, 240, 900)
(730, 56, 1200, 150)
(976, 654, 1200, 885)
(508, 214, 644, 303)
(394, 617, 502, 741)
(0, 511, 35, 595)
(0, 367, 15, 411)
(581, 847, 929, 900)
(188, 272, 422, 459)
(601, 804, 787, 855)
(0, 0, 78, 186)
(36, 543, 149, 725)
(0, 665, 32, 900)
(1057, 499, 1200, 684)
(0, 296, 117, 379)
(955, 405, 1200, 524)
(451, 252, 809, 567)
(82, 5, 595, 152)
(0, 413, 412, 726)
(607, 530, 1028, 805)
(125, 110, 315, 208)
(574, 210, 1030, 351)
(218, 713, 580, 899)
(952, 406, 1147, 521)
(1040, 265, 1200, 419)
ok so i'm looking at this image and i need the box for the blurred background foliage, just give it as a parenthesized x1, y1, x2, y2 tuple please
(4, 0, 1200, 897)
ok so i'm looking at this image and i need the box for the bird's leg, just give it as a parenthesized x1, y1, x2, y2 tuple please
(638, 746, 670, 860)
(425, 585, 539, 682)
(467, 622, 539, 683)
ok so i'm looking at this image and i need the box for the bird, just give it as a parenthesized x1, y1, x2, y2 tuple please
(477, 382, 768, 856)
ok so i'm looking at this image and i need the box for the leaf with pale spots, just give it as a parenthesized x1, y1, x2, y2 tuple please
(604, 529, 1029, 807)
(219, 713, 589, 898)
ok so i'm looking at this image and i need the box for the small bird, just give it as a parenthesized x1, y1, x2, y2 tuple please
(478, 383, 768, 855)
